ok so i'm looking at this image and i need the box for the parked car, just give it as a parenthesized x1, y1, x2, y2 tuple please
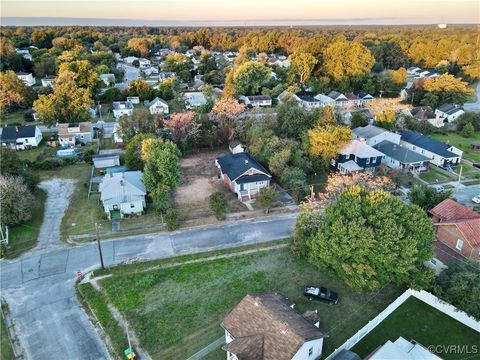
(473, 163, 480, 169)
(433, 185, 445, 193)
(304, 286, 339, 304)
(472, 195, 480, 204)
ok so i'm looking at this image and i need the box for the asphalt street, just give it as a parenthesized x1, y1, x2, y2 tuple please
(0, 213, 297, 360)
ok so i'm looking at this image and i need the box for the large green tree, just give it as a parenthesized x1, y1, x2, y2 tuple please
(289, 52, 318, 84)
(232, 61, 271, 96)
(143, 140, 181, 192)
(301, 186, 435, 290)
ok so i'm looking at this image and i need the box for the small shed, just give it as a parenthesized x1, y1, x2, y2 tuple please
(470, 142, 480, 152)
(229, 141, 246, 154)
(92, 154, 120, 169)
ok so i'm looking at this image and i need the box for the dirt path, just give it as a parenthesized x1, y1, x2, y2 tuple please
(33, 178, 77, 252)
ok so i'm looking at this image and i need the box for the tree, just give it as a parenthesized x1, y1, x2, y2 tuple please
(373, 41, 409, 70)
(433, 260, 480, 320)
(58, 60, 100, 94)
(408, 185, 451, 211)
(375, 110, 396, 130)
(232, 61, 271, 96)
(391, 67, 407, 85)
(280, 167, 308, 202)
(302, 186, 435, 290)
(143, 139, 181, 192)
(456, 112, 480, 131)
(127, 38, 152, 57)
(289, 52, 318, 84)
(128, 80, 155, 100)
(423, 74, 474, 105)
(164, 208, 179, 231)
(151, 184, 172, 213)
(124, 133, 156, 170)
(165, 112, 200, 151)
(210, 98, 246, 144)
(209, 192, 228, 220)
(460, 122, 475, 138)
(117, 108, 162, 143)
(0, 175, 35, 226)
(307, 124, 352, 160)
(276, 99, 314, 140)
(33, 71, 93, 125)
(257, 187, 278, 214)
(322, 37, 375, 82)
(351, 112, 369, 128)
(0, 71, 29, 113)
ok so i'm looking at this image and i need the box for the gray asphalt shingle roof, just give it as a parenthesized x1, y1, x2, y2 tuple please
(399, 130, 459, 158)
(373, 141, 431, 164)
(216, 153, 271, 182)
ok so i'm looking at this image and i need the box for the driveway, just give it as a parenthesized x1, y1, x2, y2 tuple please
(34, 179, 77, 253)
(463, 81, 480, 112)
(0, 213, 297, 360)
(452, 184, 480, 207)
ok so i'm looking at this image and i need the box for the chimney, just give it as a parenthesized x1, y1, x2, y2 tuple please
(120, 180, 124, 186)
(15, 126, 19, 132)
(245, 160, 248, 165)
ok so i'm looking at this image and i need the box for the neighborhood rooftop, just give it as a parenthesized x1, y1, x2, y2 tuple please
(0, 125, 37, 142)
(399, 130, 458, 158)
(373, 141, 431, 164)
(216, 152, 270, 182)
(352, 125, 386, 139)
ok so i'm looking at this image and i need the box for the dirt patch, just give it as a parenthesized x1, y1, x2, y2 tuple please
(174, 150, 228, 206)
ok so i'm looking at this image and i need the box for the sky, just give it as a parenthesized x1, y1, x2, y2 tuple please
(1, 0, 479, 26)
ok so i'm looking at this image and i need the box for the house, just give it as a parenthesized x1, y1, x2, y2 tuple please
(373, 141, 430, 172)
(112, 101, 134, 119)
(332, 139, 384, 174)
(278, 90, 300, 104)
(327, 91, 348, 107)
(15, 48, 32, 61)
(57, 122, 93, 146)
(92, 154, 120, 169)
(407, 67, 422, 75)
(184, 92, 207, 109)
(229, 141, 247, 154)
(428, 199, 480, 271)
(138, 58, 152, 68)
(297, 95, 322, 109)
(99, 171, 146, 219)
(222, 293, 324, 360)
(123, 56, 139, 64)
(358, 92, 374, 105)
(404, 106, 442, 127)
(16, 72, 35, 86)
(345, 93, 361, 106)
(240, 95, 272, 107)
(216, 152, 272, 202)
(112, 122, 123, 144)
(143, 66, 159, 76)
(435, 104, 465, 123)
(367, 337, 442, 360)
(99, 73, 115, 86)
(352, 125, 401, 147)
(126, 96, 140, 104)
(148, 97, 169, 115)
(41, 75, 56, 87)
(399, 130, 462, 168)
(314, 94, 336, 106)
(0, 125, 42, 150)
(159, 72, 176, 82)
(400, 82, 413, 101)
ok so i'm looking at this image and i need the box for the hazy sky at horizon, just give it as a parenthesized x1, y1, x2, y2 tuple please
(1, 0, 479, 25)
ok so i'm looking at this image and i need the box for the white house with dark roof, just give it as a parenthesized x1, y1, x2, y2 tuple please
(399, 130, 462, 168)
(434, 104, 464, 123)
(327, 91, 348, 107)
(148, 97, 169, 115)
(57, 122, 93, 146)
(352, 125, 401, 147)
(112, 101, 134, 119)
(99, 171, 146, 219)
(41, 75, 56, 88)
(184, 92, 207, 109)
(222, 293, 323, 360)
(216, 152, 272, 202)
(239, 95, 272, 107)
(332, 139, 385, 174)
(0, 125, 42, 150)
(99, 73, 115, 86)
(16, 72, 35, 86)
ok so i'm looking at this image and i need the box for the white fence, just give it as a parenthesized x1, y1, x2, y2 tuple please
(325, 289, 480, 360)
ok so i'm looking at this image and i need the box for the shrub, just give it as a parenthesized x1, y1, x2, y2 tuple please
(164, 208, 179, 231)
(209, 192, 228, 220)
(257, 187, 278, 214)
(460, 122, 474, 138)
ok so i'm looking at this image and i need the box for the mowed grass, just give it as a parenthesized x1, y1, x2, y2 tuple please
(98, 248, 402, 360)
(0, 314, 15, 360)
(351, 297, 480, 360)
(431, 132, 480, 163)
(3, 188, 46, 259)
(419, 165, 456, 183)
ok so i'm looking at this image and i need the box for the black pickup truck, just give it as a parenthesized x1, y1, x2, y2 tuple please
(304, 286, 339, 304)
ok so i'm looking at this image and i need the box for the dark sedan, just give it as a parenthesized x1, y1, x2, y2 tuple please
(304, 286, 339, 304)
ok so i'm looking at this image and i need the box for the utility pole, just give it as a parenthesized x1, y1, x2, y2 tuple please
(95, 223, 105, 269)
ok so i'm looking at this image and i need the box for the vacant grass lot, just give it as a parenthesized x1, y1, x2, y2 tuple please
(431, 132, 480, 163)
(351, 297, 480, 360)
(96, 247, 402, 360)
(3, 188, 46, 259)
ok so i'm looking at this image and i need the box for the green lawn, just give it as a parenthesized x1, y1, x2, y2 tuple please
(0, 313, 14, 360)
(92, 247, 402, 360)
(351, 297, 480, 360)
(431, 132, 480, 163)
(419, 165, 457, 183)
(454, 160, 480, 180)
(3, 188, 46, 259)
(0, 109, 30, 126)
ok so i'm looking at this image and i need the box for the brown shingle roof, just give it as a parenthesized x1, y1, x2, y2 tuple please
(429, 199, 480, 222)
(57, 122, 92, 137)
(438, 218, 480, 247)
(223, 335, 264, 360)
(221, 293, 323, 360)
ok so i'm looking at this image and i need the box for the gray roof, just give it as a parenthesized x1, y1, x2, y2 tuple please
(436, 103, 463, 115)
(352, 125, 386, 139)
(399, 130, 459, 158)
(99, 171, 146, 205)
(149, 97, 169, 107)
(112, 101, 133, 110)
(216, 152, 271, 182)
(373, 141, 431, 164)
(0, 125, 38, 142)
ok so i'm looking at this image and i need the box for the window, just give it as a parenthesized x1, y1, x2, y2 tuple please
(130, 203, 135, 208)
(413, 146, 416, 150)
(456, 239, 463, 251)
(25, 138, 29, 143)
(309, 347, 313, 357)
(366, 158, 370, 165)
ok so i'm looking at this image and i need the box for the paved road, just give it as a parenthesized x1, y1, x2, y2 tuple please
(463, 81, 480, 112)
(452, 184, 480, 207)
(0, 214, 296, 360)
